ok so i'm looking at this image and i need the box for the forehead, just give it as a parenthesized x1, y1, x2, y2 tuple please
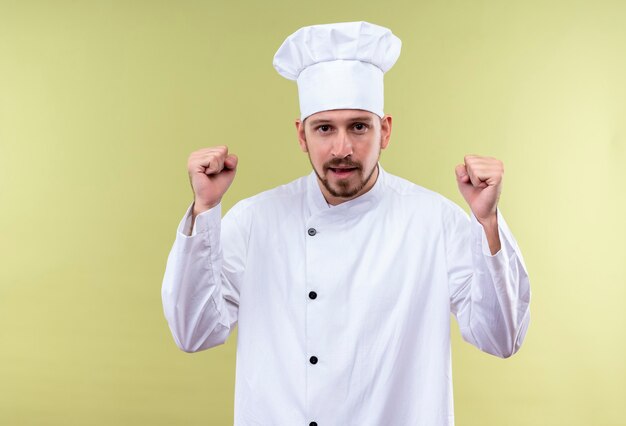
(305, 109, 377, 126)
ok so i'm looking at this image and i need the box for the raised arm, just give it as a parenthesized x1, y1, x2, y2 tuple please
(448, 155, 531, 358)
(161, 146, 244, 353)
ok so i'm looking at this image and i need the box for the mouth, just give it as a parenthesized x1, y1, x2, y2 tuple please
(328, 167, 358, 178)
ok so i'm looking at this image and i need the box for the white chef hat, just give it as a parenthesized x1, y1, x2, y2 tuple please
(273, 21, 402, 121)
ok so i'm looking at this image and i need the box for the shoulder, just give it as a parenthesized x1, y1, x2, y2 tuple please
(381, 170, 470, 229)
(225, 174, 308, 219)
(383, 170, 461, 211)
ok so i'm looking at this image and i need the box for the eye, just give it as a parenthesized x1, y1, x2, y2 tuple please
(353, 123, 369, 132)
(317, 125, 332, 133)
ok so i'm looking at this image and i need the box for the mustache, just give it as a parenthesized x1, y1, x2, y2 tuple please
(323, 158, 362, 170)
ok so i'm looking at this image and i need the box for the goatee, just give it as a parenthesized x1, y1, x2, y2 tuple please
(312, 158, 378, 199)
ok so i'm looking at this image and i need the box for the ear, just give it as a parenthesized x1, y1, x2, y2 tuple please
(295, 118, 308, 152)
(380, 114, 392, 150)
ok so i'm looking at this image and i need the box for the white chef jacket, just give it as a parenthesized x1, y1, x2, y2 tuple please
(162, 166, 531, 426)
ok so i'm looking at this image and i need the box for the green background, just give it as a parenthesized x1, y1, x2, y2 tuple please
(1, 0, 625, 425)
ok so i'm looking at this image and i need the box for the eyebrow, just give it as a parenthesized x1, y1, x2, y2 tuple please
(308, 116, 375, 127)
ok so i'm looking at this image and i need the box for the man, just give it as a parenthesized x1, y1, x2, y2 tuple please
(162, 21, 530, 426)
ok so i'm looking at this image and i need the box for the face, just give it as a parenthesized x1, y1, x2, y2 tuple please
(296, 109, 392, 205)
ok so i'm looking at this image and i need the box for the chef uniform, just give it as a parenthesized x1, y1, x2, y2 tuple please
(162, 21, 531, 426)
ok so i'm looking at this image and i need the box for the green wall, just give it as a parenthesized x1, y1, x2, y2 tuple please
(1, 0, 625, 424)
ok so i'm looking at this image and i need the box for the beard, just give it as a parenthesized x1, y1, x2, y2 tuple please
(310, 155, 379, 199)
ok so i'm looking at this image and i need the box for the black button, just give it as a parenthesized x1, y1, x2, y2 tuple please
(309, 356, 318, 364)
(310, 423, 318, 426)
(309, 291, 317, 300)
(307, 228, 317, 236)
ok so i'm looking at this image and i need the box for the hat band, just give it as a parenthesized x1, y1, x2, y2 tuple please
(297, 60, 384, 121)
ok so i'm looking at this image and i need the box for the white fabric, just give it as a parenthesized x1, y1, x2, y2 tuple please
(273, 21, 402, 120)
(296, 60, 384, 120)
(162, 166, 531, 426)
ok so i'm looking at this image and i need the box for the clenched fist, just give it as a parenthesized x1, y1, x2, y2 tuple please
(187, 146, 238, 216)
(455, 155, 504, 254)
(454, 155, 503, 223)
(454, 155, 506, 256)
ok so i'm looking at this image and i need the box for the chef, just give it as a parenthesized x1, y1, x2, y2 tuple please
(162, 21, 531, 426)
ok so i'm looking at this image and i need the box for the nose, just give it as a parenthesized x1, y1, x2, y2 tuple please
(331, 130, 353, 158)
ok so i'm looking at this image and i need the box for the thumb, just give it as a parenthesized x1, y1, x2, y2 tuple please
(224, 154, 238, 170)
(455, 164, 470, 184)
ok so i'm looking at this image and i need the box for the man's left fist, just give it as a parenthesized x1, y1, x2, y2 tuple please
(455, 155, 504, 225)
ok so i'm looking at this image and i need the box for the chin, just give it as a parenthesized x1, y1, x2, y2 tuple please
(327, 179, 364, 198)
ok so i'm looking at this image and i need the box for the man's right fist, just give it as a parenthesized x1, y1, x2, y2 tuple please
(187, 146, 238, 215)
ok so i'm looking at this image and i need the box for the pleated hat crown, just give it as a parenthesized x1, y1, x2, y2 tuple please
(273, 21, 402, 121)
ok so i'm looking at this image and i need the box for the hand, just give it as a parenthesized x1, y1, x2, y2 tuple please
(455, 155, 503, 225)
(187, 146, 238, 215)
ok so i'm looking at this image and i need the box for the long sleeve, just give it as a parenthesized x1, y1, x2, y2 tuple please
(446, 204, 531, 358)
(161, 202, 246, 353)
